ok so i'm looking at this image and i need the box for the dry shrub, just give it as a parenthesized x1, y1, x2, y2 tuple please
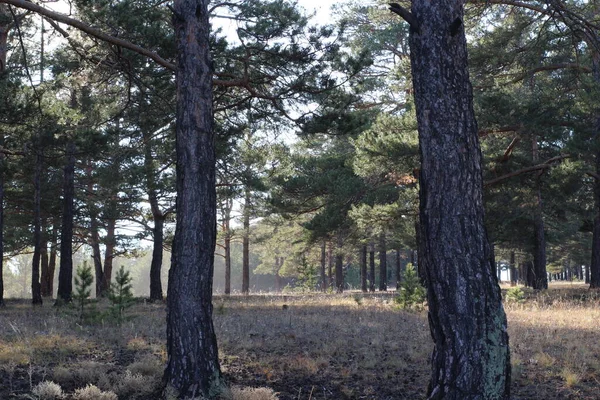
(115, 370, 160, 398)
(32, 380, 63, 399)
(72, 384, 118, 400)
(126, 354, 163, 377)
(74, 361, 112, 386)
(52, 366, 74, 386)
(226, 386, 279, 400)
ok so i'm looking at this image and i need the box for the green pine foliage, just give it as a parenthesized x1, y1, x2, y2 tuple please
(108, 266, 135, 325)
(394, 263, 426, 310)
(72, 262, 94, 322)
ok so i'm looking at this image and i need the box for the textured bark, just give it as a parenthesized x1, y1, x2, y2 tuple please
(321, 240, 328, 292)
(378, 232, 387, 291)
(369, 243, 375, 292)
(47, 223, 57, 296)
(242, 189, 250, 295)
(327, 241, 333, 289)
(361, 245, 368, 293)
(56, 141, 76, 304)
(335, 234, 344, 293)
(31, 149, 43, 305)
(400, 0, 511, 396)
(163, 0, 223, 396)
(222, 198, 232, 296)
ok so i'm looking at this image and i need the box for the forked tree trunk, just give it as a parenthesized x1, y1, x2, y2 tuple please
(56, 140, 76, 304)
(164, 0, 223, 396)
(393, 0, 511, 396)
(361, 245, 368, 293)
(378, 232, 387, 291)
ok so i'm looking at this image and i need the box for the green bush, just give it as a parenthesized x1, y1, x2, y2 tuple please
(394, 263, 426, 310)
(108, 266, 135, 325)
(505, 286, 526, 303)
(73, 262, 94, 322)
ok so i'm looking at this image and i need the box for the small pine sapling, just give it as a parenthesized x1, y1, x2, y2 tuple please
(394, 263, 426, 310)
(73, 262, 94, 322)
(108, 266, 135, 325)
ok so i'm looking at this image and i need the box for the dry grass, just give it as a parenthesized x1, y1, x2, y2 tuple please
(1, 284, 599, 399)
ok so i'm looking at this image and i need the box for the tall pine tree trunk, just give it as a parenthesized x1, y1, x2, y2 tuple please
(378, 232, 387, 291)
(393, 0, 511, 396)
(361, 245, 368, 293)
(144, 129, 165, 301)
(321, 240, 328, 292)
(56, 140, 76, 304)
(242, 188, 250, 295)
(40, 219, 50, 297)
(0, 4, 9, 307)
(164, 1, 222, 395)
(86, 162, 105, 297)
(327, 241, 333, 289)
(31, 148, 43, 305)
(335, 236, 344, 293)
(369, 243, 375, 292)
(590, 53, 600, 288)
(531, 137, 548, 290)
(103, 217, 116, 290)
(223, 213, 231, 296)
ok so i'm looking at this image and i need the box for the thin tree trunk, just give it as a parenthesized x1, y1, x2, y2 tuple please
(40, 219, 50, 297)
(321, 240, 328, 292)
(509, 251, 517, 287)
(532, 137, 548, 290)
(242, 188, 250, 295)
(275, 257, 282, 292)
(0, 5, 8, 306)
(144, 129, 165, 301)
(47, 221, 58, 297)
(164, 1, 222, 395)
(103, 217, 116, 290)
(56, 140, 76, 305)
(335, 235, 344, 293)
(396, 0, 511, 395)
(369, 243, 375, 292)
(223, 215, 231, 296)
(327, 241, 333, 289)
(86, 162, 105, 297)
(378, 232, 387, 291)
(31, 148, 43, 305)
(396, 248, 402, 290)
(361, 245, 367, 293)
(526, 261, 535, 288)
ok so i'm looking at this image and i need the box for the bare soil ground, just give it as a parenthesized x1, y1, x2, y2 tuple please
(0, 283, 599, 399)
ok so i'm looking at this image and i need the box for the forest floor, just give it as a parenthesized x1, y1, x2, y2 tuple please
(0, 282, 599, 399)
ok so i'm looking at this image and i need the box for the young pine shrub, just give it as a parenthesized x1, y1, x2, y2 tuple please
(505, 286, 526, 304)
(107, 266, 135, 325)
(394, 264, 426, 310)
(73, 262, 94, 322)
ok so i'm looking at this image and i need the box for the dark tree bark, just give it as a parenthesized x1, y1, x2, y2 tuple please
(242, 188, 250, 295)
(47, 222, 57, 296)
(86, 162, 105, 297)
(369, 243, 375, 292)
(531, 138, 548, 290)
(40, 219, 50, 296)
(144, 129, 165, 301)
(335, 234, 344, 293)
(361, 245, 368, 293)
(31, 148, 43, 305)
(378, 232, 387, 291)
(392, 0, 511, 397)
(509, 251, 517, 287)
(163, 0, 223, 396)
(327, 241, 333, 289)
(0, 5, 7, 307)
(56, 140, 76, 304)
(223, 216, 231, 295)
(396, 248, 402, 290)
(525, 261, 534, 288)
(321, 240, 328, 292)
(103, 216, 116, 290)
